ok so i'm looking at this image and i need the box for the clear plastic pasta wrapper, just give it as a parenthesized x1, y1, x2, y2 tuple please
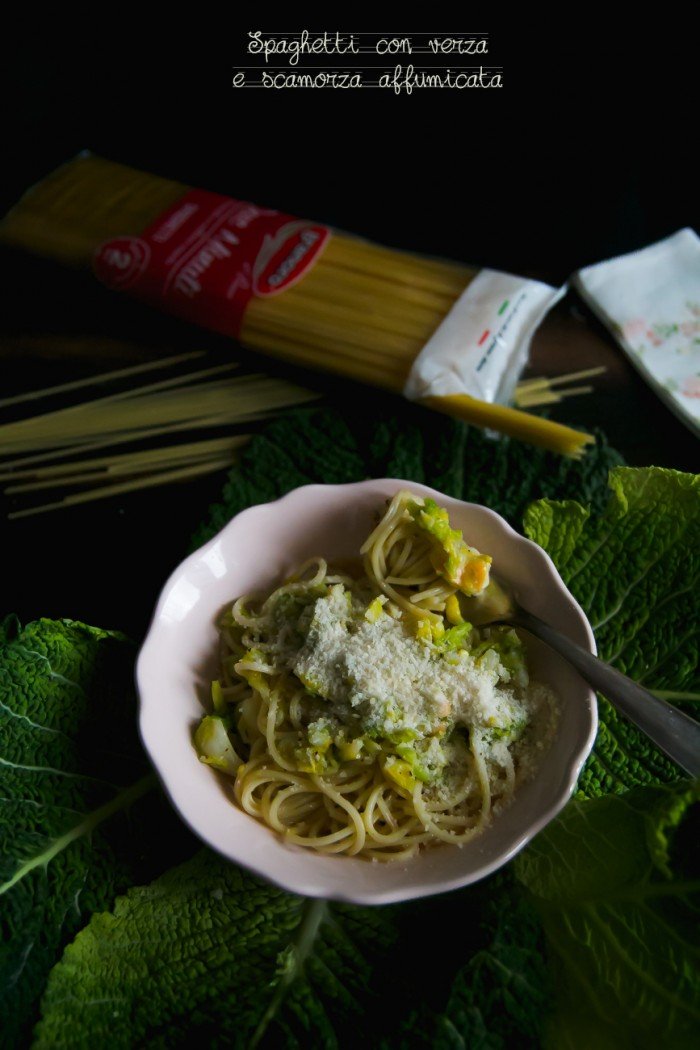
(0, 152, 585, 454)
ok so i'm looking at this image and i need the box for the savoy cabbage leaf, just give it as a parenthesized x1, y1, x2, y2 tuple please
(416, 883, 552, 1049)
(4, 453, 697, 1050)
(33, 850, 397, 1049)
(514, 779, 700, 1049)
(0, 617, 192, 1048)
(33, 783, 699, 1050)
(525, 466, 700, 797)
(193, 404, 623, 549)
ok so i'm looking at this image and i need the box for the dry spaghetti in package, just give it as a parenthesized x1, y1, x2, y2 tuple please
(0, 152, 591, 455)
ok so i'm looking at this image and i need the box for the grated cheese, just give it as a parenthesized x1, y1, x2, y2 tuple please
(292, 584, 526, 737)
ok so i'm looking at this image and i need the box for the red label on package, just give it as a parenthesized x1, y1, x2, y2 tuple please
(93, 190, 330, 337)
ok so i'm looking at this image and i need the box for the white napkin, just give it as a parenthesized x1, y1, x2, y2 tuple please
(574, 228, 700, 438)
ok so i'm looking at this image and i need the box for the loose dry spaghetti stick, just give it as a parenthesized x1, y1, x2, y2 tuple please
(4, 437, 249, 492)
(0, 415, 241, 473)
(0, 408, 282, 474)
(557, 384, 595, 399)
(0, 376, 315, 453)
(7, 456, 239, 519)
(517, 384, 595, 408)
(0, 364, 241, 447)
(515, 390, 563, 409)
(0, 352, 207, 409)
(516, 366, 607, 392)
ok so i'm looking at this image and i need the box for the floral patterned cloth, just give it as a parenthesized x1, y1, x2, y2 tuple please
(574, 228, 700, 438)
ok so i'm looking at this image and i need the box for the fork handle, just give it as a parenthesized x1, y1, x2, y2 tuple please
(511, 609, 700, 779)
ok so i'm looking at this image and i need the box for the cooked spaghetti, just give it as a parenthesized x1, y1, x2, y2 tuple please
(194, 491, 557, 860)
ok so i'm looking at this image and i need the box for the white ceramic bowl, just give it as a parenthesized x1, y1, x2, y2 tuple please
(137, 479, 597, 905)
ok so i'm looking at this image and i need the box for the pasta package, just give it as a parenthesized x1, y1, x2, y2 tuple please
(1, 153, 588, 454)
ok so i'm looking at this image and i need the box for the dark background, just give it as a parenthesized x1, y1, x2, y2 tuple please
(1, 25, 697, 637)
(3, 28, 694, 278)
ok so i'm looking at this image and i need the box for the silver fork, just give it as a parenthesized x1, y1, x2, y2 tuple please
(474, 583, 700, 779)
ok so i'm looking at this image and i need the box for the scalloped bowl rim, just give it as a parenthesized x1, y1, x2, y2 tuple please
(136, 479, 598, 905)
